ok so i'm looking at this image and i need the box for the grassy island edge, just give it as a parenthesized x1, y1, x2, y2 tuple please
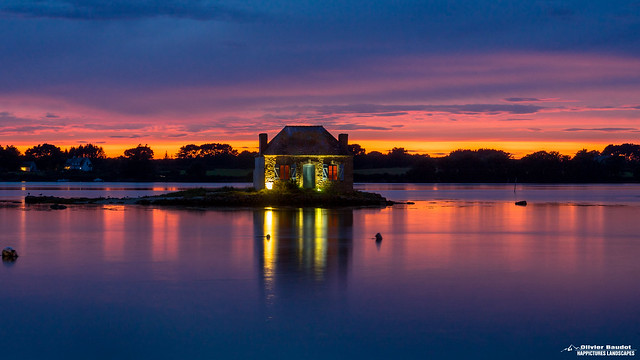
(24, 186, 395, 208)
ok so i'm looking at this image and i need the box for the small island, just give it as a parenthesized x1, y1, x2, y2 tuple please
(24, 186, 393, 208)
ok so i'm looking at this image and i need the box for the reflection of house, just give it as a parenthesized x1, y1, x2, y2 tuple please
(64, 157, 93, 171)
(253, 126, 353, 191)
(253, 208, 353, 316)
(19, 161, 37, 172)
(253, 208, 353, 304)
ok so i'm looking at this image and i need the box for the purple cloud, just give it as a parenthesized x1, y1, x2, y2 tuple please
(274, 104, 544, 116)
(564, 128, 638, 132)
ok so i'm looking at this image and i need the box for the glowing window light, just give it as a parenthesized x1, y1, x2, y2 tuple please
(265, 181, 273, 190)
(263, 209, 276, 294)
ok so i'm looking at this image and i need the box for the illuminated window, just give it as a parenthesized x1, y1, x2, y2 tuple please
(323, 164, 338, 181)
(275, 164, 293, 180)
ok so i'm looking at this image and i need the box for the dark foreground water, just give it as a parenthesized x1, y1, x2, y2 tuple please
(0, 184, 639, 359)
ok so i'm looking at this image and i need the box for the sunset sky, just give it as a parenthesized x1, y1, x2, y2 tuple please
(1, 0, 639, 158)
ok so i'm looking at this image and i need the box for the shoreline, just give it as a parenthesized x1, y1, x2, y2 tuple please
(24, 187, 395, 208)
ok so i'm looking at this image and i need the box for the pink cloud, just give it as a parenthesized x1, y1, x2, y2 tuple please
(0, 52, 639, 157)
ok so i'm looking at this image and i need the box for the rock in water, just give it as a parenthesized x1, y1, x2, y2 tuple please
(2, 247, 18, 259)
(375, 233, 383, 242)
(515, 200, 527, 206)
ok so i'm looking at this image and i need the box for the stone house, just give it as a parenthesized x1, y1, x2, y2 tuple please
(253, 126, 353, 191)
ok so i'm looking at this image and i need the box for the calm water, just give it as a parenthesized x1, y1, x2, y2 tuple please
(0, 183, 639, 359)
(0, 181, 248, 200)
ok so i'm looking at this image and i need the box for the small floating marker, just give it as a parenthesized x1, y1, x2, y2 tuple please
(265, 234, 271, 240)
(375, 233, 383, 242)
(2, 247, 18, 259)
(50, 204, 67, 210)
(515, 200, 527, 206)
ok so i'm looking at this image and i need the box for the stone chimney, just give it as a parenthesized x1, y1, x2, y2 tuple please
(338, 133, 348, 152)
(258, 133, 268, 155)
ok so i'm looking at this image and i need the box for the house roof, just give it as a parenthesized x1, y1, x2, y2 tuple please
(262, 126, 349, 155)
(65, 158, 92, 166)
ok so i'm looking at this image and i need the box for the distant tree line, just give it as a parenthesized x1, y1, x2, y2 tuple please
(354, 144, 640, 183)
(1, 142, 640, 183)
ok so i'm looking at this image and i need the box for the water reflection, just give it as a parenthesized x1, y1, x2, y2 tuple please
(0, 196, 638, 359)
(253, 208, 353, 308)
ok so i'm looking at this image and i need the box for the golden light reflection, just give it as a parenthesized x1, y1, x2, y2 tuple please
(255, 207, 353, 307)
(297, 208, 304, 264)
(263, 208, 276, 282)
(19, 203, 26, 249)
(314, 208, 327, 279)
(152, 186, 179, 192)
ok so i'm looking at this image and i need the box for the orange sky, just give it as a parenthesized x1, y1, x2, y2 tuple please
(9, 134, 627, 160)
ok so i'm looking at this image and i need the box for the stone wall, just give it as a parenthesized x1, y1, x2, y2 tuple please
(253, 157, 265, 189)
(262, 155, 353, 191)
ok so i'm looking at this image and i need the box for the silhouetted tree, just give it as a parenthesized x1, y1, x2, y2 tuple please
(176, 144, 200, 159)
(7, 140, 640, 183)
(601, 143, 640, 162)
(568, 149, 603, 182)
(388, 147, 413, 167)
(439, 149, 512, 182)
(356, 151, 384, 168)
(199, 143, 238, 157)
(348, 144, 366, 156)
(176, 143, 238, 159)
(25, 143, 65, 171)
(599, 144, 640, 180)
(519, 151, 569, 182)
(122, 144, 155, 179)
(0, 145, 21, 171)
(407, 156, 436, 182)
(68, 144, 106, 159)
(236, 150, 258, 168)
(124, 144, 154, 161)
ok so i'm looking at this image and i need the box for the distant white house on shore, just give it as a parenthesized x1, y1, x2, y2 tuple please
(20, 161, 37, 172)
(64, 157, 93, 171)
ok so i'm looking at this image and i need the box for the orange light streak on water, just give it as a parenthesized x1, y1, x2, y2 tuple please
(103, 206, 126, 262)
(151, 209, 179, 262)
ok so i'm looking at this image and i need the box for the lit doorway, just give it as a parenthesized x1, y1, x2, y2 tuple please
(302, 164, 315, 189)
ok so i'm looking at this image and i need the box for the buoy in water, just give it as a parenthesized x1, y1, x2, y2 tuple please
(2, 247, 18, 259)
(375, 233, 383, 242)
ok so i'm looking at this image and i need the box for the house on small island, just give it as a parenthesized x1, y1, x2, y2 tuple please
(253, 126, 353, 191)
